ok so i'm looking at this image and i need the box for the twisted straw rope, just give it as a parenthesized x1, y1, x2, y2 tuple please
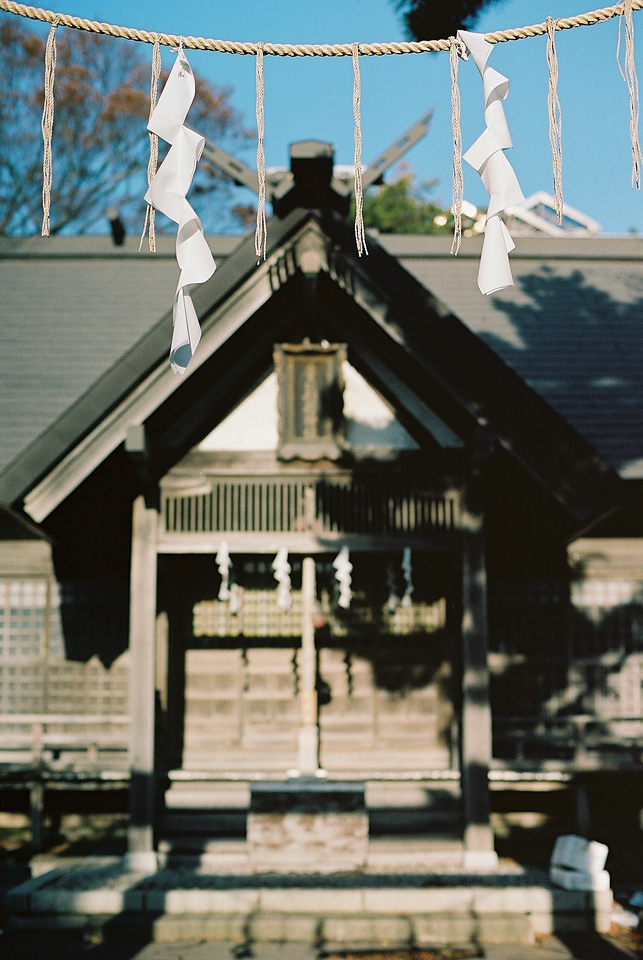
(0, 0, 641, 54)
(40, 19, 56, 236)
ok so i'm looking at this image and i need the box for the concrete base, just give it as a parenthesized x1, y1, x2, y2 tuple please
(463, 849, 500, 871)
(248, 780, 367, 873)
(121, 851, 158, 874)
(5, 858, 613, 943)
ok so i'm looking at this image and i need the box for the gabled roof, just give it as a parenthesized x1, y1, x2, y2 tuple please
(383, 234, 643, 477)
(0, 213, 630, 529)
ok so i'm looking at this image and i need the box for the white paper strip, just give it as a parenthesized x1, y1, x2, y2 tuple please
(145, 50, 216, 373)
(401, 546, 414, 608)
(333, 546, 353, 610)
(457, 30, 524, 295)
(272, 547, 292, 610)
(216, 540, 231, 601)
(386, 562, 399, 613)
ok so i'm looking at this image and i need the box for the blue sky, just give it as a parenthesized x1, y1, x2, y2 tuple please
(6, 0, 643, 233)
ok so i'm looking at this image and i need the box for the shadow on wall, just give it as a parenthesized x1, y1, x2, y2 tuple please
(488, 569, 643, 764)
(488, 266, 643, 473)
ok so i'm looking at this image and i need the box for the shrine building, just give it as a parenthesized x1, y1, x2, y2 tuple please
(1, 142, 642, 868)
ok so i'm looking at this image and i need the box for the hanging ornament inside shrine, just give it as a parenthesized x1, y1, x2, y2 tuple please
(272, 547, 292, 610)
(216, 541, 231, 602)
(386, 561, 399, 613)
(401, 546, 414, 608)
(333, 546, 353, 610)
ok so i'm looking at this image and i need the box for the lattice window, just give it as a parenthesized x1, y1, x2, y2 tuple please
(489, 577, 643, 731)
(0, 577, 128, 716)
(0, 579, 62, 661)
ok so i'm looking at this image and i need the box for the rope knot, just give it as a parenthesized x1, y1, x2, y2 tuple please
(449, 35, 468, 60)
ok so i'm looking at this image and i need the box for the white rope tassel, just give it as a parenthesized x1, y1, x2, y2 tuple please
(139, 39, 162, 252)
(617, 0, 643, 188)
(255, 42, 267, 262)
(450, 38, 464, 255)
(41, 21, 57, 237)
(546, 18, 564, 222)
(352, 43, 368, 257)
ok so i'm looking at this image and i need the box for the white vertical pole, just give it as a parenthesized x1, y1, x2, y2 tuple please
(298, 556, 319, 775)
(125, 494, 158, 873)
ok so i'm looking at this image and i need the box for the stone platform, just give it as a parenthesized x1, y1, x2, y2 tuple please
(248, 779, 367, 872)
(5, 854, 613, 945)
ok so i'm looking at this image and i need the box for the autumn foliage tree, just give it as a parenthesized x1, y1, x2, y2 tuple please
(0, 21, 252, 235)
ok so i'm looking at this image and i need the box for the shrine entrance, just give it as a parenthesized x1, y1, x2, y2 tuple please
(160, 548, 458, 780)
(125, 455, 496, 869)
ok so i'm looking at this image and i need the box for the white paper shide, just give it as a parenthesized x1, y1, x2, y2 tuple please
(145, 50, 216, 373)
(333, 546, 353, 610)
(458, 31, 524, 295)
(272, 547, 292, 610)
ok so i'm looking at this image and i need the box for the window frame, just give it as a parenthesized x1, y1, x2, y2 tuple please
(274, 341, 346, 461)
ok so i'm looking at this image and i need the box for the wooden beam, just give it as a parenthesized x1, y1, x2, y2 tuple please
(156, 532, 457, 555)
(125, 494, 159, 873)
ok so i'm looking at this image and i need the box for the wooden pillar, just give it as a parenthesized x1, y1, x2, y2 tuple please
(460, 497, 498, 870)
(29, 780, 44, 852)
(298, 556, 319, 775)
(125, 494, 158, 872)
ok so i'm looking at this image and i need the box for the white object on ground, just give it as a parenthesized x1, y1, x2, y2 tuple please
(549, 834, 610, 892)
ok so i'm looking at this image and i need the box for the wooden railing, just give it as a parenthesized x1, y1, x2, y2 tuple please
(0, 713, 129, 769)
(161, 475, 458, 538)
(492, 714, 643, 769)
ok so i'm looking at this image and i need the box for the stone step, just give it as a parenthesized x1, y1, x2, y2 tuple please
(5, 859, 613, 943)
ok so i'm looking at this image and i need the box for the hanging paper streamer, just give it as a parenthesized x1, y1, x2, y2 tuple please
(333, 546, 353, 610)
(228, 582, 242, 615)
(386, 562, 399, 613)
(216, 541, 231, 601)
(457, 30, 524, 295)
(401, 547, 414, 608)
(145, 48, 216, 374)
(272, 547, 292, 610)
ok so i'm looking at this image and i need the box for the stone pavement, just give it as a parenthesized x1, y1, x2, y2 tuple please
(0, 932, 639, 960)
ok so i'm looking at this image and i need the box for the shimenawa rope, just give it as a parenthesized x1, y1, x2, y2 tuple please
(546, 17, 564, 223)
(0, 0, 641, 54)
